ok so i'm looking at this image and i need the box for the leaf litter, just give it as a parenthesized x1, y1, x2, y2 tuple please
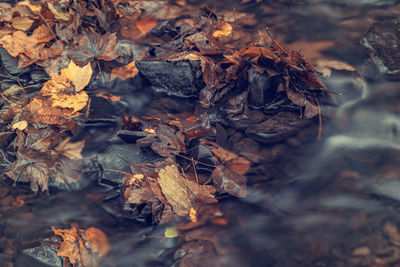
(0, 0, 342, 265)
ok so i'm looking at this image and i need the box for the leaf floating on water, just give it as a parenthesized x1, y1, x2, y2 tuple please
(55, 137, 85, 160)
(164, 225, 178, 238)
(110, 60, 139, 82)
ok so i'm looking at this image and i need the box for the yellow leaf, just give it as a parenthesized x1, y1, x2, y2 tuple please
(213, 21, 232, 38)
(11, 16, 34, 31)
(143, 128, 155, 134)
(49, 91, 89, 113)
(164, 226, 178, 238)
(64, 61, 93, 92)
(189, 207, 197, 223)
(12, 120, 28, 131)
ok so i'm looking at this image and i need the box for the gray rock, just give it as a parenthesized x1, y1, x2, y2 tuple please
(0, 47, 29, 75)
(248, 68, 275, 109)
(96, 144, 163, 185)
(136, 59, 205, 97)
(15, 244, 62, 267)
(361, 19, 400, 80)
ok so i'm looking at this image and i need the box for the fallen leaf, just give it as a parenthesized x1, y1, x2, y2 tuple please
(164, 226, 178, 238)
(136, 17, 158, 35)
(95, 91, 121, 101)
(52, 224, 110, 267)
(11, 16, 34, 31)
(157, 164, 216, 217)
(212, 166, 247, 198)
(109, 60, 139, 81)
(213, 21, 232, 38)
(12, 120, 28, 131)
(55, 137, 85, 160)
(67, 32, 120, 66)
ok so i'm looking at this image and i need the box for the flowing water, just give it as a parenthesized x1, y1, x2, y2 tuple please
(2, 0, 400, 266)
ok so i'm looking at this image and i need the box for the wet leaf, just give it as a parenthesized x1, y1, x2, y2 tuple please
(52, 224, 110, 267)
(157, 164, 216, 217)
(164, 225, 178, 238)
(55, 137, 85, 160)
(68, 32, 120, 66)
(212, 166, 247, 198)
(110, 60, 139, 81)
(136, 17, 158, 35)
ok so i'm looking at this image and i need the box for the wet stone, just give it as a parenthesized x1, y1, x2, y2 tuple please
(361, 19, 400, 80)
(15, 244, 62, 267)
(246, 112, 312, 144)
(0, 47, 29, 75)
(248, 68, 275, 109)
(136, 60, 205, 97)
(117, 130, 148, 143)
(29, 70, 50, 83)
(97, 144, 163, 186)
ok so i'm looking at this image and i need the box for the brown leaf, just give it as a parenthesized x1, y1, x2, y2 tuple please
(11, 16, 34, 31)
(151, 124, 186, 157)
(55, 137, 85, 160)
(52, 225, 110, 267)
(212, 166, 247, 198)
(67, 32, 120, 66)
(157, 164, 216, 217)
(26, 98, 72, 126)
(136, 17, 158, 35)
(212, 21, 232, 38)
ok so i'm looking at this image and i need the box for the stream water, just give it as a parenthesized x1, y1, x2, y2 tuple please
(2, 0, 400, 266)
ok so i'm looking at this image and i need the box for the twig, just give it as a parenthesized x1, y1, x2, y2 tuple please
(265, 26, 289, 56)
(38, 13, 57, 39)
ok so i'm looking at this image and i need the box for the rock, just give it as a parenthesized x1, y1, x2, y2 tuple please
(29, 70, 49, 83)
(15, 244, 62, 267)
(0, 47, 29, 75)
(246, 112, 312, 144)
(361, 19, 400, 80)
(96, 144, 163, 186)
(136, 60, 205, 97)
(248, 68, 275, 109)
(117, 130, 148, 143)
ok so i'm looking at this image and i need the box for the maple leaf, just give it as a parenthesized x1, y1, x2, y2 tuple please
(52, 224, 110, 267)
(67, 32, 120, 66)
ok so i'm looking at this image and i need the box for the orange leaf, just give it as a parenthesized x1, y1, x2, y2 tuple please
(136, 17, 158, 35)
(110, 60, 139, 81)
(212, 21, 232, 38)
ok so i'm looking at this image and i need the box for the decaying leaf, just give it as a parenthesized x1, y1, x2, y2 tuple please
(110, 60, 139, 81)
(213, 21, 232, 38)
(55, 137, 85, 160)
(157, 164, 216, 217)
(212, 166, 247, 198)
(136, 17, 158, 35)
(52, 224, 110, 267)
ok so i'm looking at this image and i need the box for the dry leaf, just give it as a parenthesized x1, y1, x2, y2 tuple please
(49, 91, 89, 113)
(136, 17, 158, 35)
(12, 120, 28, 130)
(55, 137, 85, 160)
(213, 21, 232, 38)
(11, 16, 34, 31)
(157, 164, 216, 217)
(110, 60, 139, 81)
